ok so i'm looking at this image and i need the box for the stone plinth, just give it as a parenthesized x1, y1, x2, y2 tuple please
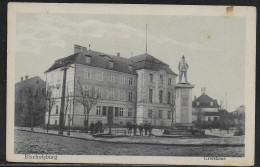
(175, 83, 195, 124)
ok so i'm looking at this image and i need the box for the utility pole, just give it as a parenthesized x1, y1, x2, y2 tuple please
(146, 24, 148, 53)
(58, 65, 69, 135)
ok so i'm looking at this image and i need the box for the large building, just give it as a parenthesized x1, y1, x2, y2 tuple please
(192, 92, 219, 122)
(15, 76, 46, 126)
(45, 45, 177, 128)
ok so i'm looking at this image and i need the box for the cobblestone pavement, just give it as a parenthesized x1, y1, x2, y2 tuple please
(15, 130, 244, 157)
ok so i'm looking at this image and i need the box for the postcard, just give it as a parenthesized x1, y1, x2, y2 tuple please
(7, 3, 256, 166)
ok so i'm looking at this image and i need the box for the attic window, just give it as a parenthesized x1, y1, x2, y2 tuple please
(85, 56, 91, 64)
(109, 61, 114, 68)
(210, 102, 213, 106)
(129, 65, 133, 71)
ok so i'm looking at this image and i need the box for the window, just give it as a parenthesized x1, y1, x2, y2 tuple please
(119, 90, 125, 101)
(208, 117, 212, 121)
(115, 107, 119, 117)
(128, 77, 133, 85)
(160, 75, 163, 84)
(128, 65, 133, 71)
(119, 108, 124, 116)
(168, 78, 171, 85)
(84, 68, 91, 79)
(149, 89, 153, 103)
(120, 76, 125, 84)
(56, 105, 59, 114)
(108, 90, 114, 100)
(97, 72, 103, 81)
(150, 74, 153, 82)
(96, 106, 101, 115)
(128, 92, 133, 102)
(158, 110, 162, 119)
(102, 106, 107, 116)
(109, 61, 114, 68)
(57, 71, 61, 82)
(128, 108, 132, 117)
(167, 92, 171, 104)
(108, 73, 115, 83)
(197, 102, 200, 106)
(210, 102, 213, 106)
(214, 117, 218, 121)
(97, 88, 102, 98)
(167, 111, 171, 119)
(159, 90, 163, 103)
(148, 109, 153, 118)
(85, 56, 91, 64)
(55, 120, 57, 125)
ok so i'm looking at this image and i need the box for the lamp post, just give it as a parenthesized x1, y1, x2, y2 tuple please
(58, 65, 69, 135)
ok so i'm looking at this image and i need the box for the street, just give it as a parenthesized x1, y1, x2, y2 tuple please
(15, 130, 244, 157)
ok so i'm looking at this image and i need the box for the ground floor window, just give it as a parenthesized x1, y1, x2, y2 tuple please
(128, 108, 132, 117)
(96, 106, 101, 115)
(102, 106, 107, 116)
(158, 110, 162, 119)
(115, 107, 119, 117)
(55, 120, 57, 125)
(119, 108, 124, 116)
(148, 109, 153, 118)
(208, 117, 211, 121)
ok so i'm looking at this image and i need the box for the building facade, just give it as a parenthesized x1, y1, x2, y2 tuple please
(45, 45, 177, 128)
(192, 92, 219, 122)
(15, 76, 46, 126)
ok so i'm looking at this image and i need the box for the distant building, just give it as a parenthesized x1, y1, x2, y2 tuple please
(192, 92, 219, 122)
(44, 45, 178, 128)
(15, 76, 46, 126)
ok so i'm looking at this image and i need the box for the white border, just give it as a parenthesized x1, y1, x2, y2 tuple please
(7, 3, 256, 166)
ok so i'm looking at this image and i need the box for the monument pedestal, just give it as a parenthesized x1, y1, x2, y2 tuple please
(175, 83, 195, 125)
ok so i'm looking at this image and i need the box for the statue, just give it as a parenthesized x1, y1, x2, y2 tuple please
(178, 55, 189, 83)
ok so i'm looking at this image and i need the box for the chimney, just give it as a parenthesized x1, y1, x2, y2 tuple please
(117, 52, 120, 57)
(194, 96, 196, 100)
(25, 75, 28, 80)
(21, 77, 23, 82)
(74, 44, 87, 53)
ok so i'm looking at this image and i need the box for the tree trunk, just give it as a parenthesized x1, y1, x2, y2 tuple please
(30, 111, 34, 131)
(47, 110, 51, 133)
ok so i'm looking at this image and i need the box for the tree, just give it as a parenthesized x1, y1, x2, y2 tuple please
(75, 79, 100, 133)
(45, 86, 55, 133)
(63, 87, 73, 135)
(167, 88, 176, 126)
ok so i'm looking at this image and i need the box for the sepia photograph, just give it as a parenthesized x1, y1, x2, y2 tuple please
(6, 3, 256, 166)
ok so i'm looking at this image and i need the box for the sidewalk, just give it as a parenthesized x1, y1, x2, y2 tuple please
(15, 127, 245, 147)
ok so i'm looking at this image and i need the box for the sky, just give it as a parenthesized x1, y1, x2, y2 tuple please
(15, 13, 245, 112)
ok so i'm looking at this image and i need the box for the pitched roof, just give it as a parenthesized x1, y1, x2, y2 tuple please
(45, 50, 135, 74)
(192, 93, 219, 108)
(130, 53, 177, 75)
(45, 51, 177, 76)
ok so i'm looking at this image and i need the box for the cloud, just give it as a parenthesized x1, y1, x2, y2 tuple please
(16, 14, 212, 54)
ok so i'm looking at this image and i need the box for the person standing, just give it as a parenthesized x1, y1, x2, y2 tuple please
(94, 121, 99, 133)
(99, 120, 103, 133)
(139, 123, 143, 136)
(133, 123, 137, 136)
(144, 121, 148, 135)
(90, 121, 95, 134)
(148, 122, 152, 136)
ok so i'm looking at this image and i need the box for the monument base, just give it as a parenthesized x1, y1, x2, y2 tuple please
(175, 83, 195, 124)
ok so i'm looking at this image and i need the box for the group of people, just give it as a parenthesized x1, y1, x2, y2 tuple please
(89, 120, 103, 134)
(126, 121, 153, 136)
